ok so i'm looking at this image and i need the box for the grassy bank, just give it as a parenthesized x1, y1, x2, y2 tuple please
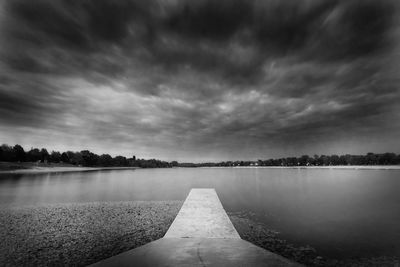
(0, 162, 75, 171)
(0, 201, 182, 266)
(0, 162, 139, 174)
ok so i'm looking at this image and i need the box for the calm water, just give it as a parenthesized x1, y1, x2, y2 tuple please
(0, 167, 399, 259)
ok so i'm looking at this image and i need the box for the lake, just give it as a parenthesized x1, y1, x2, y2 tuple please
(0, 167, 399, 260)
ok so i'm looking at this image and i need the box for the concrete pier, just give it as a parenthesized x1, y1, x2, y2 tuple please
(164, 188, 240, 239)
(90, 188, 301, 266)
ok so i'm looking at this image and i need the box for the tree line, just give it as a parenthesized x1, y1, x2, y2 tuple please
(179, 153, 400, 167)
(2, 144, 399, 168)
(0, 144, 176, 168)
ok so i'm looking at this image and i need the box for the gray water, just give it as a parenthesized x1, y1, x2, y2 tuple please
(0, 167, 399, 259)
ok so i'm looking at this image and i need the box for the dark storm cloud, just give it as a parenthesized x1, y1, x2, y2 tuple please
(3, 0, 396, 78)
(6, 0, 148, 48)
(0, 71, 74, 128)
(0, 0, 399, 160)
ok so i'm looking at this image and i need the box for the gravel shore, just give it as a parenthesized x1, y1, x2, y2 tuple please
(0, 201, 182, 266)
(1, 202, 398, 267)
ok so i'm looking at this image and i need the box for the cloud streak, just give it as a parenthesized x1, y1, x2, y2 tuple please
(0, 0, 399, 161)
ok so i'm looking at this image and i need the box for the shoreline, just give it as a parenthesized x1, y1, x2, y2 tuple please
(1, 164, 400, 175)
(0, 201, 398, 267)
(198, 165, 400, 170)
(0, 166, 139, 175)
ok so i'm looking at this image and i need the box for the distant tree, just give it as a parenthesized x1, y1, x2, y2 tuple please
(396, 154, 400, 165)
(40, 148, 49, 163)
(60, 152, 70, 163)
(0, 144, 15, 161)
(81, 150, 99, 166)
(366, 153, 378, 165)
(171, 161, 178, 167)
(13, 144, 26, 162)
(379, 153, 397, 165)
(66, 151, 75, 162)
(68, 151, 83, 165)
(316, 155, 325, 165)
(113, 156, 128, 167)
(286, 157, 298, 166)
(311, 155, 318, 165)
(299, 155, 310, 166)
(344, 154, 352, 165)
(27, 148, 41, 162)
(49, 151, 62, 163)
(338, 155, 347, 165)
(99, 154, 113, 167)
(330, 155, 340, 165)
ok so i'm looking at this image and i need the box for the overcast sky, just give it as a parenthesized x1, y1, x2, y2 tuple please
(0, 0, 399, 162)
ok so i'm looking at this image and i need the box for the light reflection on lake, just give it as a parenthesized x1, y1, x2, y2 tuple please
(0, 167, 399, 259)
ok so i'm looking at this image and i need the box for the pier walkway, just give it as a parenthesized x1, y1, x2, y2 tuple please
(90, 188, 301, 266)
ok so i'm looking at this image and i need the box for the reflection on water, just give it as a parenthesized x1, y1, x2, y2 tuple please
(0, 167, 399, 259)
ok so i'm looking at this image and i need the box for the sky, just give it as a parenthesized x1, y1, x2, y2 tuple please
(0, 0, 399, 162)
